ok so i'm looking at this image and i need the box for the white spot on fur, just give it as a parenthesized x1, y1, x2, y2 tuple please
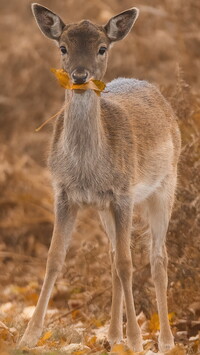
(133, 180, 162, 204)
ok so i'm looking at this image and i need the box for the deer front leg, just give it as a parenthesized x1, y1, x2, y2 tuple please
(108, 250, 123, 345)
(112, 198, 143, 352)
(99, 211, 123, 345)
(19, 193, 78, 348)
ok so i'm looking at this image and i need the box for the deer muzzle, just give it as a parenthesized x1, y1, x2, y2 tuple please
(71, 67, 89, 84)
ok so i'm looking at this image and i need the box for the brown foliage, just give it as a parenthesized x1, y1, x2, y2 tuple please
(0, 0, 199, 353)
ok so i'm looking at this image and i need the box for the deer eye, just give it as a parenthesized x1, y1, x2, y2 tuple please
(98, 46, 107, 55)
(60, 46, 67, 54)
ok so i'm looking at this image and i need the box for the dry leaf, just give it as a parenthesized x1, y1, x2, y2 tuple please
(37, 330, 53, 346)
(91, 318, 104, 328)
(111, 344, 136, 355)
(51, 68, 71, 89)
(36, 69, 106, 132)
(51, 68, 106, 94)
(62, 344, 90, 354)
(168, 312, 175, 325)
(12, 282, 39, 305)
(149, 313, 175, 332)
(72, 309, 81, 320)
(84, 335, 103, 352)
(165, 344, 186, 355)
(189, 339, 199, 354)
(149, 313, 160, 332)
(85, 335, 98, 348)
(0, 325, 16, 345)
(73, 350, 89, 355)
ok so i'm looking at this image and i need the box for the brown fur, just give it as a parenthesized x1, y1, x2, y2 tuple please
(20, 4, 181, 352)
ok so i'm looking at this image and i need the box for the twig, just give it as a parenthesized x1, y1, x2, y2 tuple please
(47, 264, 148, 326)
(174, 319, 200, 326)
(47, 286, 112, 326)
(0, 251, 45, 264)
(35, 104, 67, 132)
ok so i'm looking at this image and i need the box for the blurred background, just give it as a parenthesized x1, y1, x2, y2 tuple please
(0, 0, 199, 352)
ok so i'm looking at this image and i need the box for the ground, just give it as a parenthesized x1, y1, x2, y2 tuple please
(0, 0, 200, 354)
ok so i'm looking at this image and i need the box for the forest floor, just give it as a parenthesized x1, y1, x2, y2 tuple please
(0, 0, 200, 354)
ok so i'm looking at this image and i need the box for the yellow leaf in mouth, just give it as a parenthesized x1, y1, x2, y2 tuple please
(92, 79, 106, 91)
(51, 68, 106, 93)
(36, 69, 106, 132)
(51, 68, 71, 89)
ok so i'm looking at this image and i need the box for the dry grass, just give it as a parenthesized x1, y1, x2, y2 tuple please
(0, 0, 200, 353)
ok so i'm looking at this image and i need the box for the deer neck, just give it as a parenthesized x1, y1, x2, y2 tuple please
(63, 90, 103, 161)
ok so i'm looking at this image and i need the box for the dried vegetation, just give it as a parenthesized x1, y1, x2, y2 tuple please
(0, 0, 199, 354)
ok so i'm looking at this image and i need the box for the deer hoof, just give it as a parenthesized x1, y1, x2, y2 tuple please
(19, 326, 43, 348)
(127, 334, 143, 352)
(108, 327, 123, 346)
(158, 334, 175, 352)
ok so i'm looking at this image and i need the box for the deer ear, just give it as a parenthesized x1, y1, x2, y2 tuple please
(31, 3, 65, 40)
(104, 8, 139, 42)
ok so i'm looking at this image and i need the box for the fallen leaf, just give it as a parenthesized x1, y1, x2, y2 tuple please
(111, 344, 136, 355)
(61, 343, 90, 353)
(149, 313, 175, 332)
(85, 335, 98, 348)
(165, 344, 186, 355)
(73, 350, 89, 355)
(37, 330, 53, 346)
(149, 313, 160, 332)
(168, 312, 175, 325)
(189, 339, 199, 354)
(72, 309, 81, 320)
(92, 318, 104, 328)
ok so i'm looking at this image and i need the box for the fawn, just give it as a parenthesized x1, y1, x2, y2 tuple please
(20, 3, 181, 352)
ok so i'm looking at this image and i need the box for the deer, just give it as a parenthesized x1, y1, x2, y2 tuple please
(19, 3, 181, 352)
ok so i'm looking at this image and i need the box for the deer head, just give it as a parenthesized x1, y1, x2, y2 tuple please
(32, 4, 139, 83)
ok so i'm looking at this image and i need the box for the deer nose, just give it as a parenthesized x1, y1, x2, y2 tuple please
(72, 68, 89, 84)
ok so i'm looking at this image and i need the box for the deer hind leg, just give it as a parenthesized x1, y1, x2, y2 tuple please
(147, 174, 177, 352)
(19, 190, 78, 348)
(99, 210, 123, 345)
(110, 198, 143, 352)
